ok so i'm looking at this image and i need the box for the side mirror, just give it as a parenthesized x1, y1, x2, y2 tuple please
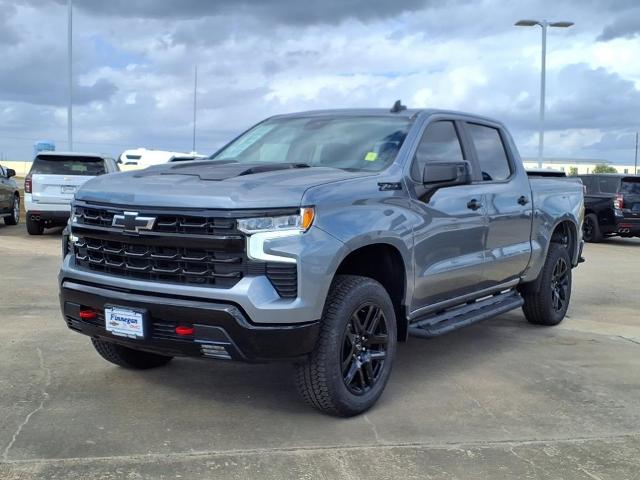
(422, 161, 471, 189)
(6, 168, 16, 178)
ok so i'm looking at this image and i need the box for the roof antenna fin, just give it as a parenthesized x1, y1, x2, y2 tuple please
(390, 99, 407, 113)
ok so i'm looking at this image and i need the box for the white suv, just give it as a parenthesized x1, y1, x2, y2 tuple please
(25, 152, 119, 235)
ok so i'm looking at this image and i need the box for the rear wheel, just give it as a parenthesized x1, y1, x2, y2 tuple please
(582, 213, 602, 243)
(295, 275, 397, 417)
(91, 338, 174, 369)
(4, 194, 19, 225)
(522, 243, 572, 326)
(26, 215, 44, 235)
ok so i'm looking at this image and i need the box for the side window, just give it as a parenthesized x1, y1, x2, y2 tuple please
(467, 124, 511, 182)
(598, 177, 620, 194)
(0, 166, 5, 177)
(411, 121, 464, 180)
(579, 176, 597, 194)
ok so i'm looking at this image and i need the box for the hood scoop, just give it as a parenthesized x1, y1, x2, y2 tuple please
(136, 161, 311, 181)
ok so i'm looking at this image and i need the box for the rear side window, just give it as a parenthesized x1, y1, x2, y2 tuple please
(30, 156, 106, 176)
(579, 176, 598, 194)
(621, 178, 640, 194)
(598, 177, 620, 194)
(411, 121, 464, 179)
(467, 124, 511, 182)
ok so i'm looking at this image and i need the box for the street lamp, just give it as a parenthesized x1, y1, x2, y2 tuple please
(515, 19, 574, 168)
(67, 0, 73, 151)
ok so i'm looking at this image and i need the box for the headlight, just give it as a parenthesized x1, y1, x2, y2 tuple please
(239, 208, 315, 264)
(237, 207, 315, 234)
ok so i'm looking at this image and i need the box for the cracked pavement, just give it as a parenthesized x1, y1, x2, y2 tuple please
(0, 223, 639, 479)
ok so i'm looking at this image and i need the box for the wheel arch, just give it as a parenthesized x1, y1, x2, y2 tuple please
(332, 242, 410, 342)
(521, 218, 579, 294)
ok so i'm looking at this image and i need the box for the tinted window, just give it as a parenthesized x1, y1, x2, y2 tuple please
(411, 121, 464, 179)
(467, 124, 511, 181)
(579, 176, 598, 194)
(598, 177, 620, 194)
(212, 116, 411, 172)
(621, 179, 640, 195)
(30, 156, 107, 176)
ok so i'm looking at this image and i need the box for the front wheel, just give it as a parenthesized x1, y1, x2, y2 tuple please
(295, 275, 397, 417)
(522, 243, 572, 326)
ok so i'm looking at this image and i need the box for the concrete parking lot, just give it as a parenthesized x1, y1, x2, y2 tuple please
(1, 222, 639, 479)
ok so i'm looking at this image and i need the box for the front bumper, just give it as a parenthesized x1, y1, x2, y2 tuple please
(60, 280, 320, 362)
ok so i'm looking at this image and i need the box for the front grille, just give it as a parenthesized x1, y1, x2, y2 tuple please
(71, 203, 298, 297)
(74, 236, 245, 288)
(75, 205, 236, 236)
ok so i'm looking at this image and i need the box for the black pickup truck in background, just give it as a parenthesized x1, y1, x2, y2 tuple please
(579, 174, 640, 242)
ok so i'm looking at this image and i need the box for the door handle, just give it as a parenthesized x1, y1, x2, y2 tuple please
(517, 195, 530, 206)
(466, 199, 483, 211)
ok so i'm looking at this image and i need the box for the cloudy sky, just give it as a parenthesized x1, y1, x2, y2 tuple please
(1, 0, 639, 164)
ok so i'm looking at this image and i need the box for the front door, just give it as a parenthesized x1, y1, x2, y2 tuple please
(408, 120, 488, 312)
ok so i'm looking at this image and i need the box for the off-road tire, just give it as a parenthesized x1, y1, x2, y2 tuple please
(91, 338, 173, 369)
(295, 275, 397, 417)
(26, 216, 44, 235)
(522, 243, 572, 326)
(583, 213, 602, 243)
(4, 194, 19, 225)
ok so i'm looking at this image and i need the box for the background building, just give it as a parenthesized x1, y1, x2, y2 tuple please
(522, 158, 638, 175)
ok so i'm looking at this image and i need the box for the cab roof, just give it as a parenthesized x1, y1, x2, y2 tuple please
(268, 108, 504, 126)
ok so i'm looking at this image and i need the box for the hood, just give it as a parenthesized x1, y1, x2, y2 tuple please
(76, 161, 367, 209)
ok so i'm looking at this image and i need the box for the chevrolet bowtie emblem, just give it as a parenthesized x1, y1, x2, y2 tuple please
(112, 212, 156, 233)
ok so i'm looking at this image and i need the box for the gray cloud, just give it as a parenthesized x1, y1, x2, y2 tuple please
(2, 0, 640, 164)
(598, 12, 640, 41)
(45, 0, 433, 24)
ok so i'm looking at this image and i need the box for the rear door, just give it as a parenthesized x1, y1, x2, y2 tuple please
(30, 155, 106, 205)
(462, 122, 534, 287)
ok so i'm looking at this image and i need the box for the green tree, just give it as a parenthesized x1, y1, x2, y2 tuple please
(592, 164, 617, 174)
(568, 166, 578, 176)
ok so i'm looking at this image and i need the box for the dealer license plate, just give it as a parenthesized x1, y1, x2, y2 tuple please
(105, 306, 145, 339)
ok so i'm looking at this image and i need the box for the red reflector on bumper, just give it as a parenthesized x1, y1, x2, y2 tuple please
(175, 326, 195, 336)
(79, 309, 97, 320)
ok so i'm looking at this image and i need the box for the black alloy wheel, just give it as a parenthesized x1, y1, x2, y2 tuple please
(341, 303, 389, 395)
(550, 256, 570, 313)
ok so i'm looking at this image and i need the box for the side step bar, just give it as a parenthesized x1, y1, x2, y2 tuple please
(408, 290, 524, 338)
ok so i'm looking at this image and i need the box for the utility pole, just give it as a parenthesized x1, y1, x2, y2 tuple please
(192, 65, 198, 153)
(67, 0, 73, 151)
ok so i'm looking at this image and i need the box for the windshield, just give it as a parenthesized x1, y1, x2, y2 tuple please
(211, 116, 412, 172)
(31, 156, 106, 176)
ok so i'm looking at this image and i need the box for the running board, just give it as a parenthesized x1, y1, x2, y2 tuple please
(408, 290, 524, 338)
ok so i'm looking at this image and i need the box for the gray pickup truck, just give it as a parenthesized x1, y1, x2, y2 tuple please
(59, 105, 584, 416)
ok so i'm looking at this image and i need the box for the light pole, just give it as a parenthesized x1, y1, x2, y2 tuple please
(515, 19, 574, 168)
(192, 65, 198, 153)
(634, 131, 638, 175)
(67, 0, 73, 151)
